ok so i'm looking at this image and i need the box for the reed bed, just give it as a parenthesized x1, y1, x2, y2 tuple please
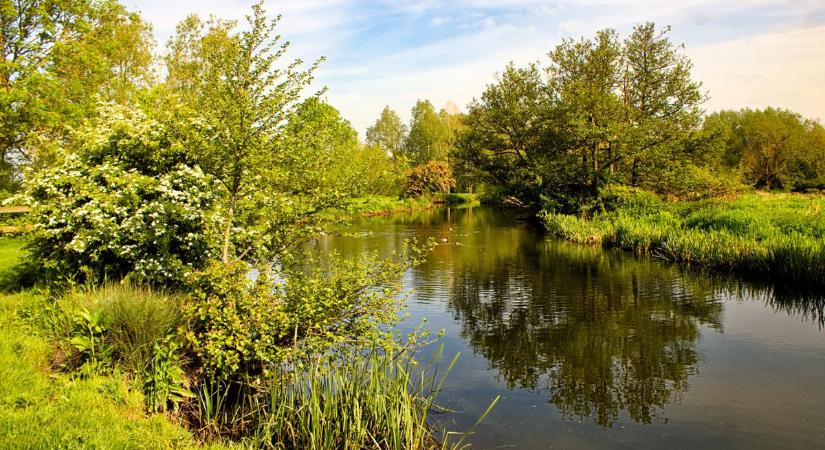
(541, 193, 825, 285)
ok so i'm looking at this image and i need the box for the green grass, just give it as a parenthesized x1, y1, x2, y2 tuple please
(0, 291, 206, 449)
(0, 239, 226, 449)
(344, 195, 434, 216)
(541, 192, 825, 285)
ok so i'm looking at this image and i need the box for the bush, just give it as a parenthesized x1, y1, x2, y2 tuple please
(652, 164, 743, 201)
(597, 185, 662, 214)
(20, 105, 217, 286)
(182, 252, 411, 383)
(402, 161, 456, 198)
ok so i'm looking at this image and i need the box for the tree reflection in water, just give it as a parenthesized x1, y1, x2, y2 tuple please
(325, 206, 824, 428)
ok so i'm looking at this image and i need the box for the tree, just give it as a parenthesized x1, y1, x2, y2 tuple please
(455, 23, 706, 212)
(404, 99, 452, 164)
(619, 23, 704, 186)
(0, 0, 154, 183)
(456, 63, 576, 209)
(365, 106, 406, 157)
(702, 108, 822, 190)
(162, 2, 322, 263)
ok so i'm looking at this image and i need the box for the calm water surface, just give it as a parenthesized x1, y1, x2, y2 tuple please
(324, 206, 824, 449)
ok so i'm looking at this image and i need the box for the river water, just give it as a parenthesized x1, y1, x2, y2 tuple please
(324, 206, 824, 449)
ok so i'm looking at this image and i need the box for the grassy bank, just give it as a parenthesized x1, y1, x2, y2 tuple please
(541, 192, 825, 285)
(344, 193, 479, 217)
(0, 240, 208, 449)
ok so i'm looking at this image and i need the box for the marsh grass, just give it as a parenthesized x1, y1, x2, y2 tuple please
(542, 193, 825, 285)
(191, 345, 498, 449)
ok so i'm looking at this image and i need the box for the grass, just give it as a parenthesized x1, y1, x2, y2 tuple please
(250, 347, 497, 450)
(541, 192, 825, 285)
(0, 290, 204, 449)
(0, 239, 221, 449)
(343, 195, 435, 217)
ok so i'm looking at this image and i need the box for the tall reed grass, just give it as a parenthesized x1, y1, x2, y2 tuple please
(193, 345, 498, 449)
(541, 193, 825, 285)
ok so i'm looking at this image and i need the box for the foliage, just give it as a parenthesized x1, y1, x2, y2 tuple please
(456, 23, 704, 212)
(69, 307, 108, 369)
(20, 104, 217, 285)
(352, 144, 408, 196)
(366, 106, 408, 157)
(182, 248, 415, 383)
(161, 2, 323, 264)
(404, 100, 455, 165)
(0, 0, 155, 189)
(701, 108, 825, 190)
(144, 338, 192, 413)
(403, 161, 456, 198)
(596, 184, 662, 214)
(649, 163, 743, 201)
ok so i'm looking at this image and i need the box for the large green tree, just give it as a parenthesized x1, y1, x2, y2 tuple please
(404, 99, 452, 164)
(161, 3, 323, 263)
(0, 0, 154, 187)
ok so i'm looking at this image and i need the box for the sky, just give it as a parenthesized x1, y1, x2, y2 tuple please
(126, 0, 825, 136)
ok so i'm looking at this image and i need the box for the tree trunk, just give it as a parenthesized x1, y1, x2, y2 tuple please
(221, 192, 237, 263)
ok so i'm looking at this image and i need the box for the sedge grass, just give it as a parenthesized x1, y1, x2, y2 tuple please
(541, 193, 825, 285)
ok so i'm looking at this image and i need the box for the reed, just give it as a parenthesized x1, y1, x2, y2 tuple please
(541, 193, 825, 285)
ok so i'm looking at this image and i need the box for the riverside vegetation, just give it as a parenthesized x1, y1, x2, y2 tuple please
(0, 0, 823, 448)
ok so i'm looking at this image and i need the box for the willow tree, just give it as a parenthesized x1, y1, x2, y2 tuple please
(163, 2, 322, 263)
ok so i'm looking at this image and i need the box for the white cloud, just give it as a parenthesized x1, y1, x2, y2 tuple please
(690, 25, 825, 122)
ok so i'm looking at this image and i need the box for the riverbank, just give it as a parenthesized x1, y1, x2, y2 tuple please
(0, 239, 209, 448)
(345, 193, 480, 217)
(0, 238, 487, 449)
(541, 192, 825, 286)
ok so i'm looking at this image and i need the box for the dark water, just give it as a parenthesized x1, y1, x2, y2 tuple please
(323, 206, 825, 449)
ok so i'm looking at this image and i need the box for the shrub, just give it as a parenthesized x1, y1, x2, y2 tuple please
(403, 161, 456, 198)
(20, 105, 218, 286)
(182, 251, 412, 383)
(652, 164, 743, 201)
(598, 185, 662, 214)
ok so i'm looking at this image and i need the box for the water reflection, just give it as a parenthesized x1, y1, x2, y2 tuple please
(447, 235, 725, 426)
(324, 206, 824, 429)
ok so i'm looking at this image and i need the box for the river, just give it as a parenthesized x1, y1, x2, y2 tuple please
(323, 206, 824, 449)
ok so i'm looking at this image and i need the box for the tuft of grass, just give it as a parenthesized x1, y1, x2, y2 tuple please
(94, 284, 183, 376)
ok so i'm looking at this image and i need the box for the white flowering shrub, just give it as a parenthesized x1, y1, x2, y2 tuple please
(22, 105, 218, 285)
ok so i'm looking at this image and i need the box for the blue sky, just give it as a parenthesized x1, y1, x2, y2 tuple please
(127, 0, 825, 135)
